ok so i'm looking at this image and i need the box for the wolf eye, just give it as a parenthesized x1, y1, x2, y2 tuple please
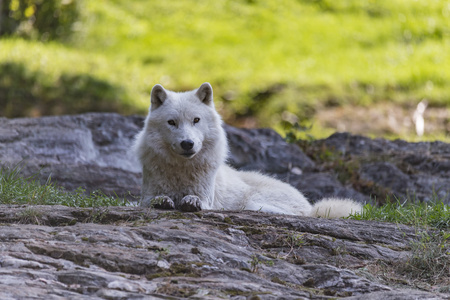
(168, 120, 176, 126)
(193, 117, 200, 124)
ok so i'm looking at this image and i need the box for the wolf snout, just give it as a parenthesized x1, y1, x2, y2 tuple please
(180, 139, 195, 151)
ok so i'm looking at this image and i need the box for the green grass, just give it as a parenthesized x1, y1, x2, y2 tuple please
(350, 198, 450, 230)
(1, 0, 449, 134)
(0, 165, 130, 207)
(0, 39, 149, 117)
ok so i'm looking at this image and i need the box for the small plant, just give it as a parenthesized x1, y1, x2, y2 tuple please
(248, 254, 274, 273)
(330, 244, 350, 268)
(17, 207, 43, 225)
(249, 255, 260, 273)
(156, 247, 170, 260)
(397, 230, 450, 284)
(281, 233, 305, 259)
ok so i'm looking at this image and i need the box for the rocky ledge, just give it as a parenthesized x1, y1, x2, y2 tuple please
(0, 205, 447, 299)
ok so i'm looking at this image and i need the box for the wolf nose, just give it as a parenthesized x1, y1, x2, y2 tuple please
(180, 140, 194, 151)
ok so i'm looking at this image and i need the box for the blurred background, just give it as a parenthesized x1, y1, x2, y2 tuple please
(1, 0, 449, 141)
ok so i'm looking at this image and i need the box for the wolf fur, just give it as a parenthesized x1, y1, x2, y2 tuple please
(133, 82, 362, 218)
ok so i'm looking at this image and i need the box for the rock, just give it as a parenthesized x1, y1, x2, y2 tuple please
(346, 290, 445, 300)
(224, 124, 315, 173)
(0, 205, 446, 299)
(0, 113, 143, 198)
(359, 162, 413, 195)
(312, 132, 450, 204)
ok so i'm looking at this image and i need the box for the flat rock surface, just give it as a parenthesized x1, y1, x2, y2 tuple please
(0, 205, 447, 299)
(2, 113, 449, 204)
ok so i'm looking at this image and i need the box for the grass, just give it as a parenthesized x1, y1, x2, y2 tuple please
(349, 198, 450, 230)
(0, 164, 129, 207)
(0, 39, 149, 117)
(1, 0, 449, 138)
(399, 230, 449, 285)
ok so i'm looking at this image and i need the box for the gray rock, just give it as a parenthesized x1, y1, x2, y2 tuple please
(0, 205, 446, 299)
(224, 124, 316, 173)
(313, 132, 450, 203)
(346, 290, 445, 300)
(359, 162, 414, 195)
(0, 113, 143, 198)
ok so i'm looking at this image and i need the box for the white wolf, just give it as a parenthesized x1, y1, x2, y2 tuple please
(133, 82, 362, 218)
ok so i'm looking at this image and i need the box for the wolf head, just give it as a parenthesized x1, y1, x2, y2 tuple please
(141, 82, 224, 161)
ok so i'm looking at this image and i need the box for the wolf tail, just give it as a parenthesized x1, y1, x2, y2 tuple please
(310, 198, 363, 218)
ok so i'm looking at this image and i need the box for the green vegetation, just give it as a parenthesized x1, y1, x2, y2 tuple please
(248, 254, 274, 273)
(0, 0, 80, 40)
(350, 198, 450, 229)
(0, 39, 145, 117)
(1, 0, 449, 137)
(0, 164, 129, 207)
(399, 230, 449, 284)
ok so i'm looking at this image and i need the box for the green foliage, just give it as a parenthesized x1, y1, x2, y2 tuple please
(350, 198, 450, 230)
(0, 164, 130, 207)
(0, 0, 449, 132)
(77, 0, 450, 123)
(282, 121, 314, 144)
(0, 39, 144, 117)
(248, 254, 274, 273)
(0, 0, 80, 40)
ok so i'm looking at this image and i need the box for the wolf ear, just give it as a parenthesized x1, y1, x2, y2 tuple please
(195, 82, 213, 106)
(150, 84, 167, 111)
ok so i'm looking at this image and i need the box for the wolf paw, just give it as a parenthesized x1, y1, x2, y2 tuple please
(179, 195, 202, 212)
(150, 195, 175, 210)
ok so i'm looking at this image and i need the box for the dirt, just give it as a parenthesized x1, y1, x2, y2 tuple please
(315, 103, 450, 138)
